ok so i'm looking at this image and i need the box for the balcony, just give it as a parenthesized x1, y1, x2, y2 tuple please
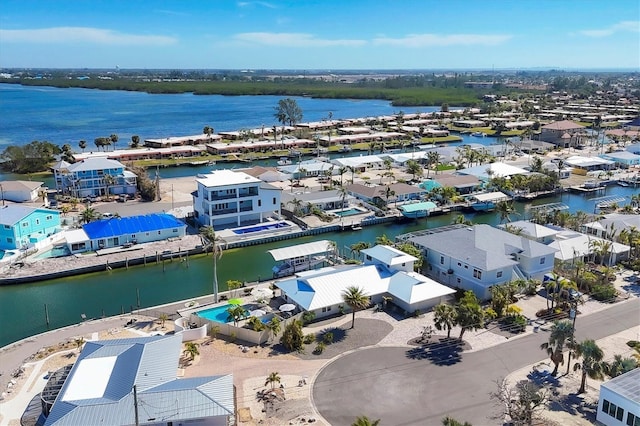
(238, 189, 259, 198)
(209, 193, 237, 201)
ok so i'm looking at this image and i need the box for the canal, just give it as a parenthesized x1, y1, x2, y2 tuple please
(0, 185, 636, 347)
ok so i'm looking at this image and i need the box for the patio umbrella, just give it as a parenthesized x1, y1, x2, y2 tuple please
(251, 287, 273, 299)
(249, 309, 267, 317)
(279, 303, 296, 312)
(228, 298, 243, 305)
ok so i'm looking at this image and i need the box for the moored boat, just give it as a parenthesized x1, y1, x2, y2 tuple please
(467, 191, 509, 212)
(399, 201, 437, 219)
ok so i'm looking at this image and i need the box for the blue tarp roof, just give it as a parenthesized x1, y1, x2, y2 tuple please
(83, 214, 183, 239)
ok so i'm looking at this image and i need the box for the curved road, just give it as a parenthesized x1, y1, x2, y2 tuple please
(312, 299, 640, 426)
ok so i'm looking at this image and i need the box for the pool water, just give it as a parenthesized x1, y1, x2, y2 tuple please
(195, 304, 249, 323)
(233, 222, 291, 235)
(333, 208, 366, 217)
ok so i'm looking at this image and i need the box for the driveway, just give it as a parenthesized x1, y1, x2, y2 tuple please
(312, 298, 640, 425)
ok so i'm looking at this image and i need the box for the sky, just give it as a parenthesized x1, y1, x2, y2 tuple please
(0, 0, 638, 70)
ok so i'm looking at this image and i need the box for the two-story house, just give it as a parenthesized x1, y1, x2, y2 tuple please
(0, 205, 61, 250)
(193, 170, 282, 229)
(407, 224, 557, 300)
(52, 158, 137, 198)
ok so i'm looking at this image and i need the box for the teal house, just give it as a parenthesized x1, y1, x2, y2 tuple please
(0, 206, 61, 250)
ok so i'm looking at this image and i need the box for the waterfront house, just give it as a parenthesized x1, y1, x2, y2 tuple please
(547, 230, 630, 265)
(498, 220, 560, 244)
(581, 213, 640, 239)
(407, 224, 557, 300)
(277, 159, 336, 180)
(346, 183, 426, 207)
(564, 155, 615, 175)
(0, 180, 45, 203)
(600, 151, 640, 168)
(52, 157, 137, 198)
(193, 169, 282, 229)
(0, 205, 61, 250)
(539, 120, 586, 148)
(275, 245, 455, 318)
(41, 334, 235, 426)
(431, 174, 482, 195)
(331, 154, 386, 172)
(456, 162, 530, 181)
(596, 368, 640, 426)
(281, 189, 355, 215)
(66, 213, 186, 253)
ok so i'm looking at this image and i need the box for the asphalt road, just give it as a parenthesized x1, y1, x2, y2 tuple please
(312, 298, 640, 426)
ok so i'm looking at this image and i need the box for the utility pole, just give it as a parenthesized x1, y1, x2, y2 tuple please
(566, 300, 578, 375)
(133, 385, 139, 426)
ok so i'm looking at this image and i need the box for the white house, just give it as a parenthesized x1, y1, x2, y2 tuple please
(596, 368, 640, 426)
(548, 230, 630, 265)
(192, 169, 282, 229)
(42, 334, 234, 426)
(66, 213, 186, 253)
(582, 214, 640, 239)
(407, 224, 557, 299)
(0, 180, 44, 203)
(498, 220, 560, 244)
(275, 245, 455, 318)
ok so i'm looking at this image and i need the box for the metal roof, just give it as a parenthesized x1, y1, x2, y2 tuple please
(361, 244, 417, 266)
(83, 214, 184, 239)
(0, 180, 44, 191)
(0, 205, 58, 226)
(399, 201, 437, 214)
(67, 157, 125, 172)
(601, 368, 640, 405)
(269, 240, 333, 261)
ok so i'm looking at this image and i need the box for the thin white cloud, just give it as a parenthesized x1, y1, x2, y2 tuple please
(233, 32, 366, 47)
(237, 1, 277, 8)
(578, 21, 640, 37)
(0, 27, 177, 45)
(154, 9, 191, 17)
(373, 33, 512, 47)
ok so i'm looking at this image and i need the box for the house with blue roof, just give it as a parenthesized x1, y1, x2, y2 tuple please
(51, 157, 137, 198)
(65, 213, 186, 253)
(41, 333, 235, 426)
(0, 205, 61, 250)
(408, 224, 558, 299)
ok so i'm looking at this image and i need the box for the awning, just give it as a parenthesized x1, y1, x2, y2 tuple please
(268, 240, 333, 262)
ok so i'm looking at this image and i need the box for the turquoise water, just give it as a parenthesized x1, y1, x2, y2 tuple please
(334, 208, 366, 217)
(196, 304, 249, 323)
(232, 222, 291, 235)
(34, 245, 71, 260)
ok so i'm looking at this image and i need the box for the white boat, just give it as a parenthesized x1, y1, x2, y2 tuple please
(617, 180, 629, 187)
(277, 157, 292, 166)
(583, 180, 600, 189)
(339, 145, 352, 152)
(269, 240, 334, 278)
(471, 131, 486, 137)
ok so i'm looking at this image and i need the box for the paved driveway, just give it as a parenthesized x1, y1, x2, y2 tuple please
(312, 299, 640, 426)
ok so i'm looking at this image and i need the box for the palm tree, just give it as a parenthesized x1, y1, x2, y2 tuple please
(287, 198, 303, 216)
(433, 303, 457, 338)
(375, 234, 394, 246)
(183, 342, 200, 362)
(158, 313, 168, 329)
(109, 134, 119, 151)
(265, 317, 281, 343)
(226, 305, 246, 326)
(455, 291, 484, 340)
(74, 337, 85, 352)
(80, 207, 98, 224)
(605, 354, 638, 378)
(406, 159, 422, 181)
(199, 226, 224, 303)
(572, 339, 606, 393)
(495, 200, 518, 224)
(265, 371, 281, 389)
(540, 319, 573, 376)
(351, 416, 380, 426)
(426, 151, 440, 177)
(350, 241, 371, 260)
(79, 140, 87, 152)
(342, 286, 370, 329)
(103, 174, 117, 200)
(131, 135, 140, 148)
(203, 125, 214, 141)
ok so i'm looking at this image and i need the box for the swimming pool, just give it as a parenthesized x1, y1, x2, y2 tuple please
(195, 304, 249, 323)
(333, 208, 367, 217)
(232, 221, 291, 235)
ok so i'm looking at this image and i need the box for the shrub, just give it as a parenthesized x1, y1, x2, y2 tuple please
(280, 320, 304, 352)
(313, 342, 326, 354)
(484, 307, 498, 321)
(591, 283, 617, 302)
(303, 334, 316, 344)
(302, 311, 316, 325)
(323, 332, 334, 344)
(248, 316, 266, 332)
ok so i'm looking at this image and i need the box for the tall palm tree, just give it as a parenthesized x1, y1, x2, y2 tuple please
(350, 241, 371, 260)
(572, 339, 606, 393)
(351, 416, 380, 426)
(80, 207, 98, 224)
(495, 200, 518, 224)
(265, 317, 281, 343)
(426, 151, 440, 177)
(103, 174, 117, 200)
(203, 125, 214, 141)
(109, 134, 119, 151)
(540, 319, 573, 376)
(433, 303, 456, 339)
(605, 354, 638, 378)
(342, 286, 370, 329)
(265, 371, 281, 389)
(226, 305, 247, 326)
(199, 226, 223, 303)
(78, 140, 87, 152)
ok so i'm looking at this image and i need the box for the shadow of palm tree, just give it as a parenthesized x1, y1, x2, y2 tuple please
(319, 327, 347, 344)
(405, 337, 465, 366)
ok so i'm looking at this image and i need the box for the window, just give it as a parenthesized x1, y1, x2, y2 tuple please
(456, 278, 461, 284)
(7, 238, 13, 243)
(540, 257, 546, 265)
(22, 222, 28, 227)
(273, 197, 276, 204)
(627, 412, 640, 426)
(3, 225, 9, 229)
(457, 262, 461, 267)
(35, 219, 40, 225)
(158, 231, 161, 235)
(473, 269, 482, 279)
(603, 400, 609, 414)
(366, 255, 372, 261)
(131, 234, 136, 239)
(258, 199, 262, 207)
(497, 271, 503, 278)
(145, 232, 149, 236)
(173, 229, 178, 233)
(46, 215, 53, 220)
(440, 256, 444, 265)
(72, 243, 86, 251)
(617, 406, 625, 421)
(604, 400, 624, 420)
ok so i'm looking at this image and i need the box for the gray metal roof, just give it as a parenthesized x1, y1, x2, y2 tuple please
(67, 157, 125, 172)
(44, 334, 234, 426)
(601, 368, 640, 404)
(0, 205, 57, 226)
(409, 224, 557, 270)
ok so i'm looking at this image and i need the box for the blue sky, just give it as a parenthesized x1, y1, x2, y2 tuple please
(0, 0, 638, 70)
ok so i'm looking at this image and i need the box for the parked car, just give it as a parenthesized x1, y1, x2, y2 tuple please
(102, 212, 114, 218)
